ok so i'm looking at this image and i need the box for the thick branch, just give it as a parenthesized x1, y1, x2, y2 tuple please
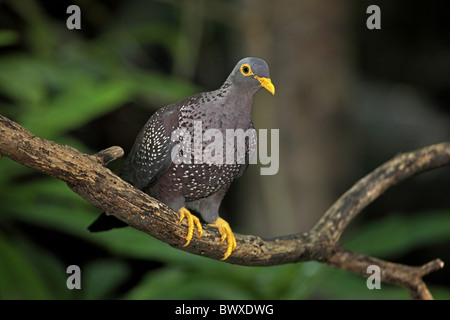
(0, 114, 448, 299)
(314, 143, 450, 244)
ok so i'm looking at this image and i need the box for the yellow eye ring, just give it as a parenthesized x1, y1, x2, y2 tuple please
(240, 63, 253, 76)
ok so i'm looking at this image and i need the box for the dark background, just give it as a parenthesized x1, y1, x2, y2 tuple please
(0, 0, 449, 299)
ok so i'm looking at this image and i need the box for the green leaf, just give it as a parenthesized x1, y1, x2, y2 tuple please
(0, 232, 53, 299)
(124, 266, 253, 300)
(343, 210, 450, 258)
(18, 77, 134, 139)
(0, 30, 19, 47)
(0, 56, 49, 107)
(83, 259, 130, 299)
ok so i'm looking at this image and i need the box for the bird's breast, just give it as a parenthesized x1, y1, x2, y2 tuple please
(152, 162, 243, 202)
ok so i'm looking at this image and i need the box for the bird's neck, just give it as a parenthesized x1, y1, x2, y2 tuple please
(217, 81, 256, 126)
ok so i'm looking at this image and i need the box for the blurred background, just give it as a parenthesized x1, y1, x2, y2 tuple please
(1, 0, 449, 299)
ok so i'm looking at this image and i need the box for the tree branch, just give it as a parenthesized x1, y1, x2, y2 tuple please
(325, 247, 444, 300)
(0, 114, 448, 299)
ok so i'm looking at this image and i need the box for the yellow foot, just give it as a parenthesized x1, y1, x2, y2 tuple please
(178, 207, 203, 246)
(208, 217, 237, 260)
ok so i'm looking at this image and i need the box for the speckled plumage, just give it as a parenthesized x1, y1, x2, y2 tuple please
(89, 58, 274, 253)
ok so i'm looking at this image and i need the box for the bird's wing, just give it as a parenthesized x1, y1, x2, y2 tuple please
(120, 104, 180, 190)
(236, 121, 257, 179)
(89, 104, 180, 233)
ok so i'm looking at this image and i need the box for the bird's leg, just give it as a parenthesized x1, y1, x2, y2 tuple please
(208, 217, 237, 260)
(178, 207, 203, 246)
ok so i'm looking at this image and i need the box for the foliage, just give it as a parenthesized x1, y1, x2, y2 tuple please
(1, 0, 449, 300)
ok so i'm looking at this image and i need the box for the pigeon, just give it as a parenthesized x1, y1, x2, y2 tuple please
(89, 57, 275, 260)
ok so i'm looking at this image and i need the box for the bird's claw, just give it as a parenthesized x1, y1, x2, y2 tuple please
(209, 217, 237, 260)
(178, 207, 203, 246)
(178, 209, 236, 260)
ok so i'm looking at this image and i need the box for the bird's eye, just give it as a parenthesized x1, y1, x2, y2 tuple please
(240, 64, 253, 76)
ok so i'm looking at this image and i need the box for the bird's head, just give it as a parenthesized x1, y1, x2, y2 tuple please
(227, 57, 275, 95)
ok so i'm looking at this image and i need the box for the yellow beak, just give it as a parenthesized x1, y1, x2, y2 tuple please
(255, 76, 275, 95)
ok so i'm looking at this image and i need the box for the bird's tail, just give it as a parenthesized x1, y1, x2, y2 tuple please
(88, 213, 128, 232)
